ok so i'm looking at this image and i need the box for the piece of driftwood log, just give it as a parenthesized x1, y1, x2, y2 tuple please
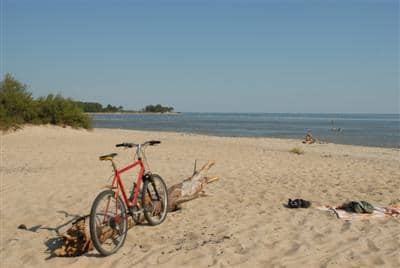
(53, 216, 93, 257)
(167, 160, 219, 211)
(52, 160, 218, 257)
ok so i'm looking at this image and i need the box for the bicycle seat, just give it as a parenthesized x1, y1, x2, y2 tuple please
(99, 153, 118, 161)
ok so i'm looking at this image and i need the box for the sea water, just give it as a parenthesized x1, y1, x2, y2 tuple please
(91, 113, 399, 148)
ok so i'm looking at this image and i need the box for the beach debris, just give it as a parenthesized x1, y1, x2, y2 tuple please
(287, 198, 311, 209)
(339, 201, 374, 214)
(317, 202, 400, 221)
(53, 217, 93, 257)
(167, 160, 219, 212)
(289, 147, 304, 155)
(51, 160, 219, 257)
(17, 224, 27, 230)
(302, 132, 316, 144)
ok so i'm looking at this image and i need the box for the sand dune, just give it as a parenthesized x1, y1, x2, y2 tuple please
(1, 125, 399, 267)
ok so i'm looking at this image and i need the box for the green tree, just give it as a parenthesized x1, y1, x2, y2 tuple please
(75, 101, 104, 112)
(142, 104, 174, 113)
(0, 74, 91, 130)
(0, 74, 36, 129)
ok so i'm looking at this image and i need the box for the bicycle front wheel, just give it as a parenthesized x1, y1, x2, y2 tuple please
(142, 174, 168, 226)
(89, 190, 128, 256)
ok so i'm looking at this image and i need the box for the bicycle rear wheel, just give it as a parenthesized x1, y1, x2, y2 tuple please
(89, 190, 128, 256)
(142, 174, 168, 226)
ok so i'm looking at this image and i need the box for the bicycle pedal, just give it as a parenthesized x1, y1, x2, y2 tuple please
(129, 206, 143, 216)
(132, 209, 143, 216)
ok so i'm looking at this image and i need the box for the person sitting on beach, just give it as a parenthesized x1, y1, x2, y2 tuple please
(302, 132, 316, 144)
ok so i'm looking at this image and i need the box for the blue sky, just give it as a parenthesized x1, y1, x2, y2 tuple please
(2, 0, 399, 113)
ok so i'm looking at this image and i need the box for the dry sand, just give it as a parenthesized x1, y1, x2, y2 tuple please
(1, 125, 399, 267)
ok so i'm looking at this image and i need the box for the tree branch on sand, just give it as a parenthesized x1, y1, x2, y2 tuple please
(167, 160, 218, 212)
(52, 161, 219, 257)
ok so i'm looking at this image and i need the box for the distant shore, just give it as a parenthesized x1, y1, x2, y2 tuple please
(85, 111, 181, 115)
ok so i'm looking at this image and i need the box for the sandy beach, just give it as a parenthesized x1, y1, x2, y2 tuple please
(1, 125, 399, 267)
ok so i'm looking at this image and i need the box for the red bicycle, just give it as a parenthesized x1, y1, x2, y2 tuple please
(89, 140, 168, 256)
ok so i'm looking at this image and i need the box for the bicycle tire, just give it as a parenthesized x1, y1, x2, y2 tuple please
(142, 174, 168, 226)
(89, 190, 128, 256)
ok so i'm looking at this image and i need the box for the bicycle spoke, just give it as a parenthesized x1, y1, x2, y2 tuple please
(91, 141, 166, 255)
(90, 190, 128, 255)
(142, 174, 168, 225)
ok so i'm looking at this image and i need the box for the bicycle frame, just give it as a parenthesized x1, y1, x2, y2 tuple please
(110, 158, 145, 208)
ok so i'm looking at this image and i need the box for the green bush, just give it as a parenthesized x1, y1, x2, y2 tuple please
(36, 94, 91, 129)
(0, 74, 91, 130)
(0, 74, 36, 129)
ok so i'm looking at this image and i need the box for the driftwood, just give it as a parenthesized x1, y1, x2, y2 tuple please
(52, 160, 218, 257)
(53, 216, 93, 257)
(167, 160, 218, 211)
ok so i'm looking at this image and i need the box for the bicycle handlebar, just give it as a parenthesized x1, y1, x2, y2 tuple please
(146, 140, 161, 146)
(115, 140, 161, 148)
(116, 143, 134, 148)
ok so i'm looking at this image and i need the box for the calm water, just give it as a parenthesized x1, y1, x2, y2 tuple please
(91, 113, 400, 148)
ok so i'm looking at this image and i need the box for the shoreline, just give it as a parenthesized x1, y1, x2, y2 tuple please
(88, 113, 399, 149)
(3, 123, 399, 150)
(91, 126, 400, 150)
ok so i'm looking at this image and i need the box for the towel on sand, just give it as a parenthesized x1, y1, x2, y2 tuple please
(317, 203, 400, 221)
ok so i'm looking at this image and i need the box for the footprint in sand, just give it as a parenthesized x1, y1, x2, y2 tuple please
(366, 239, 380, 252)
(372, 257, 385, 266)
(340, 222, 351, 233)
(285, 242, 301, 256)
(138, 243, 152, 252)
(232, 242, 249, 255)
(313, 233, 325, 243)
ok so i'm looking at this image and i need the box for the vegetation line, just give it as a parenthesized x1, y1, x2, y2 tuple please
(0, 74, 175, 131)
(0, 74, 91, 130)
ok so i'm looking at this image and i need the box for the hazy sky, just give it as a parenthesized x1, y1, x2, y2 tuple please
(3, 0, 399, 113)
